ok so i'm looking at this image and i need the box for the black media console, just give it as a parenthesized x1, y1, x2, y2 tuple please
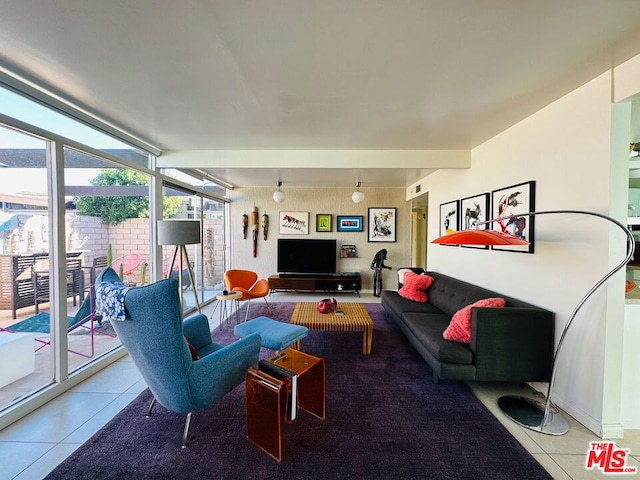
(268, 273, 361, 295)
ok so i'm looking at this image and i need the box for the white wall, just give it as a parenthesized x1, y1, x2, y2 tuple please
(417, 71, 624, 436)
(229, 186, 410, 292)
(614, 53, 640, 431)
(623, 305, 640, 427)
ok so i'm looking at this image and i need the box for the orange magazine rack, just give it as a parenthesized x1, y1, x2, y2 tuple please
(245, 348, 325, 462)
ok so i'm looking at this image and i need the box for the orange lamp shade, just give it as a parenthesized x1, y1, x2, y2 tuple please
(432, 229, 530, 246)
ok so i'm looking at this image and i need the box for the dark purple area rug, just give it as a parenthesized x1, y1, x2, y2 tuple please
(46, 302, 551, 480)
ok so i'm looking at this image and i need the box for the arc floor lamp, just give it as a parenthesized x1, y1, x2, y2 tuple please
(157, 220, 202, 313)
(432, 209, 634, 435)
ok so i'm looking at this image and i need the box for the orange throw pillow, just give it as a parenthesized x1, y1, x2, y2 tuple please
(443, 297, 505, 343)
(397, 271, 434, 302)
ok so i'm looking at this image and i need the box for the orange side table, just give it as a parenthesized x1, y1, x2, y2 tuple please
(245, 348, 325, 462)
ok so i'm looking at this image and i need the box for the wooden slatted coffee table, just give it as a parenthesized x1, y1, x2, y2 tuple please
(290, 302, 373, 355)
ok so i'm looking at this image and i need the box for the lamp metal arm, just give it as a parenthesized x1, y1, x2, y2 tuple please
(479, 209, 634, 426)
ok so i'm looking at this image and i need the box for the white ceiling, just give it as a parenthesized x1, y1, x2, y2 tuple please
(2, 1, 640, 188)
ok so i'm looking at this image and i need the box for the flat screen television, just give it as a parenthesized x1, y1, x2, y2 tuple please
(277, 239, 337, 275)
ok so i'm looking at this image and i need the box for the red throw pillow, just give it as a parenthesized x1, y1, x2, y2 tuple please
(443, 297, 505, 343)
(398, 271, 434, 302)
(187, 341, 200, 361)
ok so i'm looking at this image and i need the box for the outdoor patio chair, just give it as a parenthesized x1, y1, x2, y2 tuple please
(83, 255, 109, 287)
(1, 284, 116, 358)
(32, 257, 84, 313)
(112, 253, 142, 276)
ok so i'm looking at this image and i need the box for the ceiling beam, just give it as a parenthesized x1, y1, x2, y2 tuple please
(157, 150, 471, 170)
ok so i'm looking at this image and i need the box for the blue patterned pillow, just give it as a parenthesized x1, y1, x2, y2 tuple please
(96, 282, 131, 322)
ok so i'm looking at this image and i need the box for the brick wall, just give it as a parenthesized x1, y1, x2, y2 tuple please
(2, 212, 226, 290)
(72, 214, 225, 287)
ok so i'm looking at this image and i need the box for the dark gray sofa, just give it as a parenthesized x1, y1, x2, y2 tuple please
(380, 269, 555, 384)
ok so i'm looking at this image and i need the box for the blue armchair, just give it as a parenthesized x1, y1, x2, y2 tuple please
(95, 267, 261, 447)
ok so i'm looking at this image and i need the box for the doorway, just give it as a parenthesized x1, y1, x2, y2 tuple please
(411, 193, 428, 269)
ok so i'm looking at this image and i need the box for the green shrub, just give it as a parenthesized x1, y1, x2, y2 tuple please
(75, 169, 181, 225)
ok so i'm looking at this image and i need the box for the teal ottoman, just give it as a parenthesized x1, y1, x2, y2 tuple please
(234, 316, 308, 351)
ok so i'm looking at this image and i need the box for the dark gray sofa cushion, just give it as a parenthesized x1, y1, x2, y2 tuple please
(380, 289, 442, 322)
(427, 272, 535, 316)
(402, 312, 473, 365)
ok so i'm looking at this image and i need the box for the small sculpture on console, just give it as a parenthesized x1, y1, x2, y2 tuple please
(370, 249, 392, 297)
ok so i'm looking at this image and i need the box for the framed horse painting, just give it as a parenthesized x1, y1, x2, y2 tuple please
(490, 180, 536, 253)
(460, 193, 490, 249)
(279, 211, 310, 235)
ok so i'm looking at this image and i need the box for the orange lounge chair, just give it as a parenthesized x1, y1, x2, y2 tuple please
(223, 269, 269, 322)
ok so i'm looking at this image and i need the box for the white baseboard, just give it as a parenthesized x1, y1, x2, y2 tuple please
(602, 423, 625, 439)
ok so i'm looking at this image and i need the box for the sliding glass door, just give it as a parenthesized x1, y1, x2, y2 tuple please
(162, 182, 227, 315)
(0, 127, 157, 413)
(65, 148, 154, 373)
(0, 85, 230, 429)
(0, 124, 54, 411)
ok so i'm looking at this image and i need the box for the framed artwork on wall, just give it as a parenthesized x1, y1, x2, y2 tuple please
(341, 244, 357, 258)
(491, 180, 536, 253)
(336, 215, 363, 232)
(439, 200, 460, 238)
(368, 207, 396, 242)
(316, 214, 332, 232)
(279, 211, 309, 235)
(460, 193, 490, 249)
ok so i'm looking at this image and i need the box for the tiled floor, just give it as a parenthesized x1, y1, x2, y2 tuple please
(0, 292, 638, 479)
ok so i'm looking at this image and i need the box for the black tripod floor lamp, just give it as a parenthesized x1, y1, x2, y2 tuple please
(433, 209, 634, 435)
(157, 219, 202, 313)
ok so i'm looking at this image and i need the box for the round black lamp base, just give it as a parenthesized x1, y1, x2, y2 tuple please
(498, 395, 569, 436)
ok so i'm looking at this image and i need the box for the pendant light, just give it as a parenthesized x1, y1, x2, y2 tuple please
(352, 180, 365, 203)
(273, 180, 285, 203)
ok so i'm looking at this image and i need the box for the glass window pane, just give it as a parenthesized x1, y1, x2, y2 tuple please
(162, 185, 226, 315)
(0, 86, 150, 168)
(202, 197, 226, 296)
(65, 150, 151, 373)
(0, 124, 53, 412)
(162, 168, 227, 198)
